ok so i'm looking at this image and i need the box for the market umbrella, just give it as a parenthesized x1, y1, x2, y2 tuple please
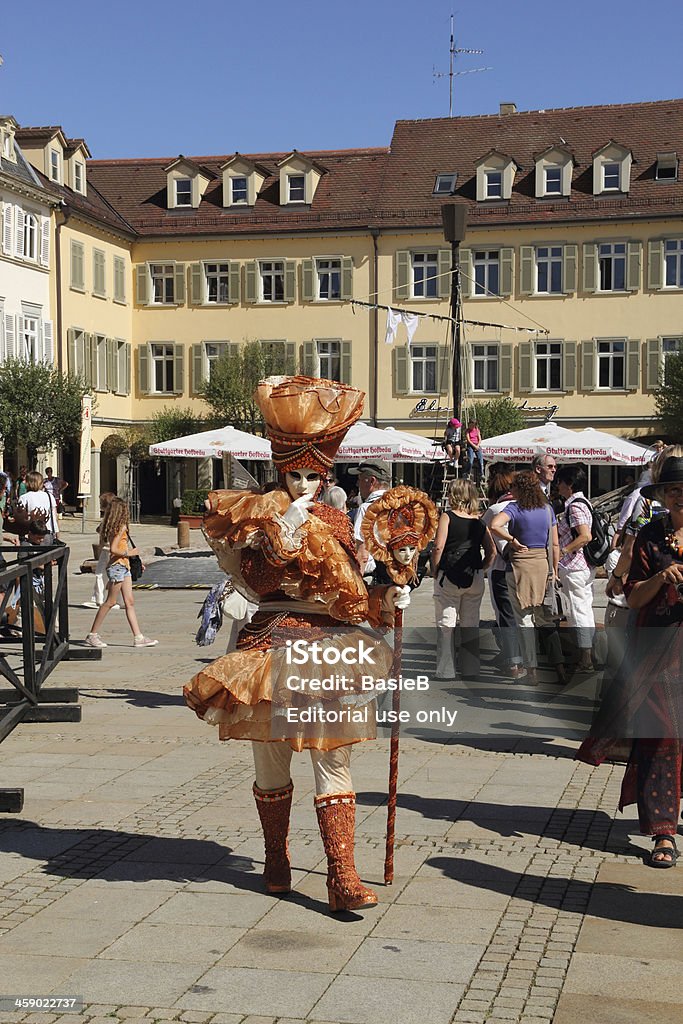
(149, 426, 272, 461)
(337, 423, 437, 463)
(479, 422, 648, 466)
(576, 428, 650, 466)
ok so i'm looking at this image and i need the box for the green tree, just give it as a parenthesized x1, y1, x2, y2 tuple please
(0, 358, 92, 466)
(463, 397, 525, 440)
(148, 406, 207, 445)
(199, 340, 295, 433)
(654, 350, 683, 439)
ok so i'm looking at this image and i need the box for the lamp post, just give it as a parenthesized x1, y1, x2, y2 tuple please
(441, 204, 467, 419)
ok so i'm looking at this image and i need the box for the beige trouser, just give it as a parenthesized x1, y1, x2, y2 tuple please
(252, 741, 353, 795)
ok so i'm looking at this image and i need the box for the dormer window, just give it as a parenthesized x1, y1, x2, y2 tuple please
(1, 128, 16, 162)
(230, 176, 248, 204)
(593, 142, 632, 195)
(475, 151, 516, 202)
(165, 157, 212, 209)
(175, 178, 192, 206)
(74, 161, 85, 193)
(485, 171, 502, 199)
(602, 162, 621, 191)
(656, 152, 678, 181)
(544, 167, 562, 194)
(50, 149, 61, 183)
(434, 173, 457, 195)
(278, 152, 325, 206)
(534, 146, 573, 198)
(288, 174, 306, 203)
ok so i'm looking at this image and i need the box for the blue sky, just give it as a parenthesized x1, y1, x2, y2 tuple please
(1, 0, 681, 159)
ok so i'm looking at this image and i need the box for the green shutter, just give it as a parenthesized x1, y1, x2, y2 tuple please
(437, 345, 450, 394)
(138, 343, 150, 395)
(460, 345, 472, 396)
(500, 343, 512, 392)
(646, 338, 662, 390)
(582, 243, 597, 293)
(563, 341, 577, 391)
(500, 248, 514, 296)
(191, 343, 204, 393)
(284, 341, 297, 373)
(563, 244, 578, 294)
(190, 263, 203, 305)
(581, 340, 596, 391)
(227, 342, 239, 358)
(340, 341, 352, 384)
(341, 257, 353, 300)
(626, 338, 641, 390)
(136, 265, 149, 305)
(284, 260, 297, 302)
(228, 261, 240, 303)
(67, 328, 77, 375)
(174, 263, 186, 304)
(245, 261, 257, 303)
(173, 344, 185, 394)
(302, 341, 316, 375)
(83, 333, 94, 386)
(626, 241, 641, 292)
(393, 345, 409, 394)
(438, 248, 452, 299)
(520, 246, 534, 295)
(518, 341, 532, 392)
(301, 259, 315, 302)
(395, 250, 410, 301)
(123, 343, 131, 395)
(459, 249, 472, 299)
(648, 240, 663, 291)
(106, 337, 116, 392)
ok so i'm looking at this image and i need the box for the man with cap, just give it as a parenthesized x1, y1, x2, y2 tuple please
(349, 461, 392, 575)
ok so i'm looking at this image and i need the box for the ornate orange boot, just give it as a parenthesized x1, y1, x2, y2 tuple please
(315, 792, 378, 913)
(253, 781, 293, 894)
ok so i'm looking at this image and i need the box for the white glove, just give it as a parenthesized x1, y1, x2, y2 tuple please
(389, 585, 411, 611)
(282, 494, 313, 531)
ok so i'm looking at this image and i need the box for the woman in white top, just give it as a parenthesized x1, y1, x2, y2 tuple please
(18, 471, 59, 541)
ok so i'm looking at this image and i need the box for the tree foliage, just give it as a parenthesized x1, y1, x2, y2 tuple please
(148, 406, 208, 445)
(101, 427, 151, 465)
(0, 359, 91, 461)
(463, 397, 526, 440)
(654, 351, 683, 439)
(199, 341, 288, 433)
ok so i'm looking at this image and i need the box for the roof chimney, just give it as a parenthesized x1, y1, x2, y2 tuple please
(499, 102, 517, 116)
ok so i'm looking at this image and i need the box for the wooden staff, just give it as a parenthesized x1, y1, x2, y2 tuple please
(384, 606, 403, 884)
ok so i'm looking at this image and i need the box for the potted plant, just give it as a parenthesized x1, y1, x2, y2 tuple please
(179, 489, 209, 529)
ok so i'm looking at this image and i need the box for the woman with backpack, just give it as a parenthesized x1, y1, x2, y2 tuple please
(432, 478, 495, 680)
(556, 465, 596, 672)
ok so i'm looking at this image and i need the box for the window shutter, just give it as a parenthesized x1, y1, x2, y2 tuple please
(646, 339, 662, 391)
(461, 347, 472, 397)
(626, 338, 641, 390)
(245, 261, 258, 303)
(227, 342, 239, 359)
(15, 207, 24, 257)
(190, 263, 203, 305)
(500, 248, 514, 296)
(2, 202, 13, 255)
(96, 336, 108, 389)
(123, 343, 131, 395)
(395, 250, 410, 301)
(191, 343, 204, 393)
(284, 260, 297, 303)
(86, 333, 97, 386)
(40, 216, 50, 267)
(520, 246, 534, 295)
(113, 257, 125, 302)
(5, 314, 16, 359)
(438, 248, 452, 299)
(94, 250, 105, 295)
(66, 328, 76, 373)
(563, 244, 578, 294)
(438, 345, 450, 394)
(340, 341, 352, 384)
(42, 320, 54, 364)
(0, 314, 5, 363)
(173, 344, 185, 394)
(228, 261, 240, 303)
(393, 345, 409, 394)
(341, 256, 353, 301)
(562, 341, 577, 391)
(284, 341, 297, 374)
(16, 315, 24, 360)
(459, 249, 472, 299)
(174, 263, 186, 304)
(107, 338, 117, 392)
(136, 265, 149, 305)
(582, 243, 597, 293)
(500, 343, 512, 392)
(647, 240, 663, 291)
(138, 343, 150, 395)
(302, 341, 316, 376)
(581, 340, 596, 391)
(75, 331, 85, 379)
(518, 341, 532, 392)
(301, 259, 315, 302)
(626, 241, 641, 292)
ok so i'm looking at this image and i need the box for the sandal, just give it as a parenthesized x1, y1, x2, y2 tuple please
(649, 835, 679, 868)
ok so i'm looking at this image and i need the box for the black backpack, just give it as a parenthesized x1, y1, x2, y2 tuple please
(568, 497, 611, 567)
(439, 524, 483, 589)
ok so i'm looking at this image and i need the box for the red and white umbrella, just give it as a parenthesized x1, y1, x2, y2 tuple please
(480, 422, 649, 466)
(149, 426, 271, 461)
(336, 423, 437, 463)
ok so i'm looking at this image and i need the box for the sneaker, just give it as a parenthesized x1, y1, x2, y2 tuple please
(111, 604, 122, 611)
(85, 633, 107, 648)
(133, 635, 158, 648)
(81, 600, 99, 609)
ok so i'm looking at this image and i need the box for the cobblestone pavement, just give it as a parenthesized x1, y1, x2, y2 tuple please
(0, 521, 680, 1024)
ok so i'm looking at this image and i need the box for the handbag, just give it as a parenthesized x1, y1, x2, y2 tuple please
(127, 532, 144, 582)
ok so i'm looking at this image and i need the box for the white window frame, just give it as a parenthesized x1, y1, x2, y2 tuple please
(598, 242, 626, 292)
(473, 249, 500, 296)
(664, 239, 683, 289)
(597, 338, 626, 390)
(175, 178, 192, 207)
(49, 149, 61, 183)
(433, 173, 457, 195)
(411, 251, 439, 298)
(259, 260, 285, 302)
(472, 344, 499, 393)
(23, 212, 38, 261)
(74, 161, 85, 193)
(230, 176, 248, 204)
(535, 246, 563, 294)
(543, 166, 562, 195)
(316, 258, 342, 301)
(202, 341, 229, 379)
(602, 162, 621, 191)
(21, 314, 40, 362)
(410, 344, 438, 394)
(287, 174, 305, 203)
(317, 339, 341, 381)
(534, 341, 563, 391)
(150, 263, 175, 305)
(150, 342, 176, 394)
(204, 262, 230, 304)
(485, 170, 503, 199)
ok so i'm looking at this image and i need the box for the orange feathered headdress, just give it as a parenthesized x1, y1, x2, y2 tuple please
(361, 486, 438, 585)
(254, 375, 365, 475)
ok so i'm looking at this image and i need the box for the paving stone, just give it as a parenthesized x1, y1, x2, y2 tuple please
(175, 968, 332, 1018)
(313, 975, 464, 1024)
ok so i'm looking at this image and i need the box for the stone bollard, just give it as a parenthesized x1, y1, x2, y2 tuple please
(177, 520, 190, 549)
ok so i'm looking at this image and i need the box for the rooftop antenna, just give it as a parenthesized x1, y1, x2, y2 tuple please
(433, 14, 492, 117)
